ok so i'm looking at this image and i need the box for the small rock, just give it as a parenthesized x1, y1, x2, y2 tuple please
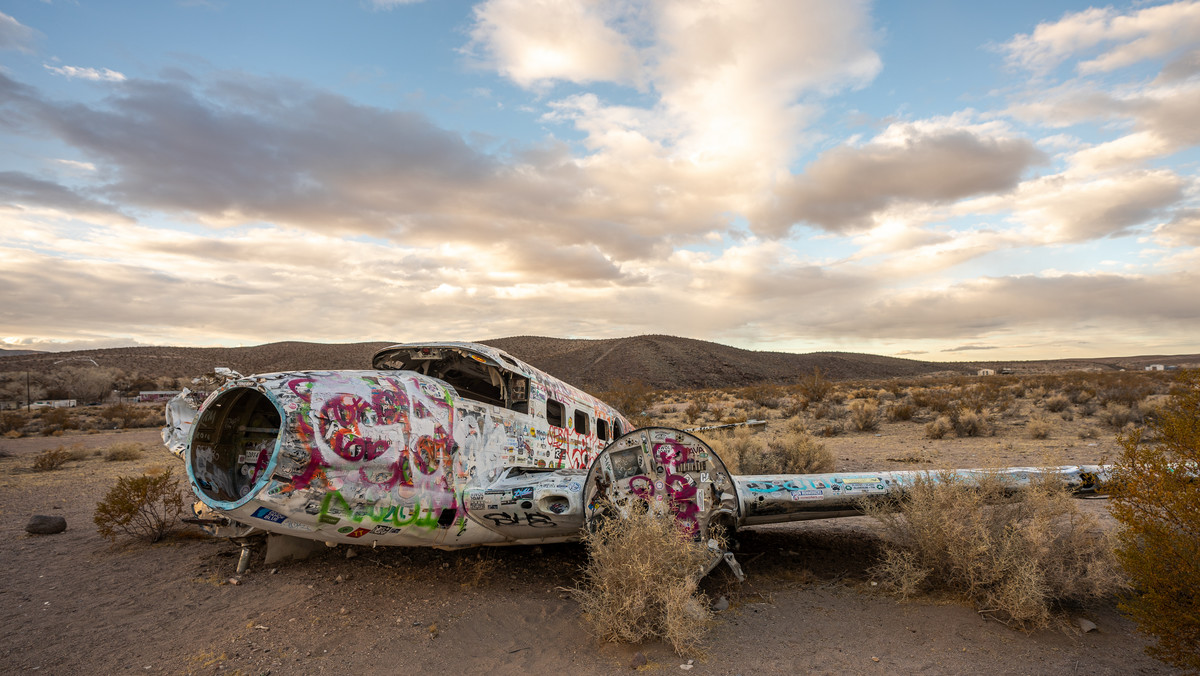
(25, 515, 66, 535)
(872, 657, 880, 662)
(630, 652, 647, 669)
(228, 578, 240, 586)
(680, 665, 693, 671)
(1076, 617, 1098, 633)
(269, 568, 278, 575)
(339, 607, 348, 615)
(345, 548, 357, 559)
(712, 596, 729, 612)
(334, 575, 344, 583)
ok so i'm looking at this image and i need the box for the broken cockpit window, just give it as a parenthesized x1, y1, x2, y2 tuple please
(372, 345, 531, 414)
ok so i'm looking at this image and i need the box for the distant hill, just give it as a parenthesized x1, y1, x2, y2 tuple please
(0, 348, 43, 357)
(0, 335, 1196, 392)
(482, 335, 950, 390)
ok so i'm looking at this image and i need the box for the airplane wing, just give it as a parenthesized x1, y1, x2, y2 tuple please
(582, 427, 1108, 578)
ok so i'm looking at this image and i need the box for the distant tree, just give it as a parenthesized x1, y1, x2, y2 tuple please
(48, 365, 120, 403)
(1110, 369, 1200, 671)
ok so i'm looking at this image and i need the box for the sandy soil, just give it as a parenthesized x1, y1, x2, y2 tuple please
(0, 426, 1171, 675)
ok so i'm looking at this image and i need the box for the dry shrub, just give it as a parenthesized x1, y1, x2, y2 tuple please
(925, 416, 952, 439)
(571, 507, 713, 656)
(684, 401, 705, 424)
(849, 399, 879, 432)
(595, 379, 656, 426)
(768, 429, 834, 474)
(65, 445, 92, 462)
(816, 422, 843, 437)
(866, 471, 1122, 629)
(1027, 414, 1053, 440)
(38, 407, 76, 435)
(94, 468, 186, 543)
(1110, 370, 1200, 671)
(1044, 395, 1070, 412)
(794, 367, 833, 404)
(32, 446, 72, 471)
(1077, 426, 1099, 439)
(1101, 403, 1139, 428)
(706, 427, 767, 474)
(743, 383, 782, 408)
(887, 402, 915, 422)
(1, 411, 26, 435)
(951, 408, 991, 437)
(103, 442, 144, 462)
(811, 402, 842, 420)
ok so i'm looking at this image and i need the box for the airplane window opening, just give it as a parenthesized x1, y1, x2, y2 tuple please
(597, 418, 609, 441)
(189, 387, 281, 504)
(546, 398, 565, 427)
(574, 409, 590, 435)
(613, 420, 623, 438)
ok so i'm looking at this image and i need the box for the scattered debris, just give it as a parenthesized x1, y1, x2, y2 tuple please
(1076, 618, 1098, 633)
(712, 596, 729, 612)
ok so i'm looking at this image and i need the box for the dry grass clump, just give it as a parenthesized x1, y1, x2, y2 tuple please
(103, 442, 145, 461)
(866, 471, 1123, 629)
(951, 408, 992, 437)
(925, 416, 952, 439)
(1027, 414, 1053, 440)
(571, 507, 713, 656)
(887, 401, 915, 422)
(848, 399, 879, 431)
(1043, 395, 1070, 412)
(32, 446, 73, 471)
(706, 427, 767, 474)
(1100, 403, 1139, 428)
(768, 428, 834, 474)
(94, 468, 186, 543)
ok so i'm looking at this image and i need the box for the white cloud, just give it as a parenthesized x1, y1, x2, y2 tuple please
(468, 0, 641, 88)
(43, 64, 127, 81)
(1012, 169, 1184, 242)
(0, 11, 36, 53)
(1004, 1, 1200, 74)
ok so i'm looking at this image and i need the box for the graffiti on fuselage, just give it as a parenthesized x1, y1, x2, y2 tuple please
(195, 359, 630, 546)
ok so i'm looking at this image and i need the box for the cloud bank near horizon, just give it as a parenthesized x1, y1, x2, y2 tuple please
(1, 1, 1198, 358)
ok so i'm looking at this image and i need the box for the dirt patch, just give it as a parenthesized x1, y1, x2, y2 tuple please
(0, 429, 1169, 674)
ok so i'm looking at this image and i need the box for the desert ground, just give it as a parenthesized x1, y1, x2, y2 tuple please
(0, 377, 1175, 675)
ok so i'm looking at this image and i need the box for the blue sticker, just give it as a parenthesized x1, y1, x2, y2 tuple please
(251, 506, 287, 523)
(512, 487, 533, 500)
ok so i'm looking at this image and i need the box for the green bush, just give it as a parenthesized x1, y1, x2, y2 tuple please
(1110, 370, 1200, 671)
(94, 469, 186, 543)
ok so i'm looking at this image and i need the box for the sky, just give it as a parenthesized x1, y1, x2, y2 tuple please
(1, 0, 1198, 360)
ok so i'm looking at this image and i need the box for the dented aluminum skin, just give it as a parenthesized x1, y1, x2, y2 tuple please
(166, 341, 1110, 556)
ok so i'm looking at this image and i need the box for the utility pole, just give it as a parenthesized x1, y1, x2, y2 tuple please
(26, 371, 30, 412)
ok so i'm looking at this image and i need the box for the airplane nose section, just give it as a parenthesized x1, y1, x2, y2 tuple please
(187, 385, 283, 509)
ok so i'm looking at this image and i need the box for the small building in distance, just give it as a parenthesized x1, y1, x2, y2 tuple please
(138, 390, 181, 402)
(978, 369, 996, 376)
(1145, 364, 1165, 371)
(31, 399, 77, 409)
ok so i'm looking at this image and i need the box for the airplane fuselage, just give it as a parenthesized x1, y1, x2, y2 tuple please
(179, 343, 632, 547)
